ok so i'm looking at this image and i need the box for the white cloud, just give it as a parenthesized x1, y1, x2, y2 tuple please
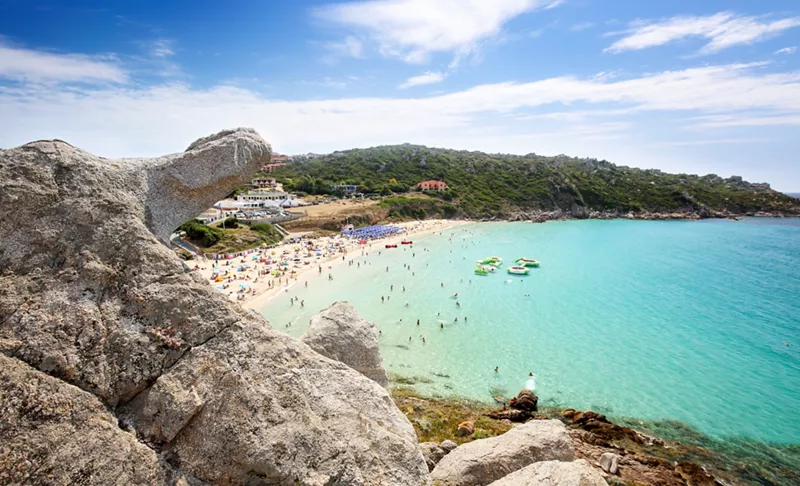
(775, 46, 797, 55)
(651, 138, 771, 147)
(148, 39, 174, 58)
(315, 0, 555, 63)
(398, 71, 446, 88)
(0, 41, 126, 83)
(689, 114, 800, 129)
(571, 22, 596, 32)
(606, 12, 800, 54)
(322, 35, 364, 63)
(2, 63, 800, 159)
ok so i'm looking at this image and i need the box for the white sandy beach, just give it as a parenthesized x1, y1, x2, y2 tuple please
(194, 219, 466, 311)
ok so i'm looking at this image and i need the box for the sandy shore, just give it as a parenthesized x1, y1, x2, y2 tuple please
(194, 219, 467, 311)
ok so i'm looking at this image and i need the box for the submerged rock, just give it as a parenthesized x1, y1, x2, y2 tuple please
(487, 459, 607, 486)
(301, 301, 389, 388)
(430, 419, 574, 486)
(0, 129, 428, 485)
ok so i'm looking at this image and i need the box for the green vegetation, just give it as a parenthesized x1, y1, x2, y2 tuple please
(391, 387, 512, 444)
(272, 145, 800, 219)
(178, 219, 283, 254)
(250, 223, 283, 242)
(179, 219, 224, 246)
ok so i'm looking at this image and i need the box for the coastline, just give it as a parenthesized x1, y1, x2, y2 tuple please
(503, 207, 799, 222)
(191, 216, 800, 484)
(391, 384, 800, 486)
(194, 219, 467, 312)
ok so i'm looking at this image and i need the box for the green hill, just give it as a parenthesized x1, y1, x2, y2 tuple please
(272, 144, 800, 219)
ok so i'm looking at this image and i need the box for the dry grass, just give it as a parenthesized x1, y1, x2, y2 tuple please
(302, 199, 379, 218)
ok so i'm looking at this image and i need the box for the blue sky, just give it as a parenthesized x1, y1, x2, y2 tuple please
(1, 0, 799, 190)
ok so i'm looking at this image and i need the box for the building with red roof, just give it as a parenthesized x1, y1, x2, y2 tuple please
(417, 180, 449, 191)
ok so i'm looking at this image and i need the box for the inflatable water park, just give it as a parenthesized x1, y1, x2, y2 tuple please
(475, 256, 540, 276)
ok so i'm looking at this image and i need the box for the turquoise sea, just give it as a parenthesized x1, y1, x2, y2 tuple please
(261, 219, 800, 450)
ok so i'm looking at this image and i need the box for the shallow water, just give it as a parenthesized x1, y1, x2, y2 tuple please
(261, 219, 800, 446)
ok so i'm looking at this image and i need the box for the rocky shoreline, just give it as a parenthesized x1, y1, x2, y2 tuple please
(504, 207, 798, 223)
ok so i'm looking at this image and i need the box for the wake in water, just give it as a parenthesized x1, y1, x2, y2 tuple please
(525, 374, 536, 391)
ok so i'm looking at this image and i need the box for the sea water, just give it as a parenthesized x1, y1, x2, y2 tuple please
(261, 219, 800, 446)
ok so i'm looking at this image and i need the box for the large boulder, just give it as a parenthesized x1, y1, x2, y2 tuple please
(487, 459, 607, 486)
(430, 419, 574, 486)
(0, 129, 429, 485)
(301, 301, 389, 388)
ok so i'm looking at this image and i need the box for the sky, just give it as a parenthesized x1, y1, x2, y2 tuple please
(1, 0, 799, 190)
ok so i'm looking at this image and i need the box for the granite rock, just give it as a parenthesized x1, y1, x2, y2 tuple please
(301, 301, 389, 388)
(0, 129, 429, 485)
(420, 442, 446, 472)
(440, 439, 458, 453)
(430, 419, 574, 486)
(599, 452, 620, 474)
(0, 355, 169, 485)
(487, 459, 607, 486)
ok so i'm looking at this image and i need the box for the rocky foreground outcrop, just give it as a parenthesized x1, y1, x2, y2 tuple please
(301, 301, 389, 388)
(430, 419, 575, 486)
(487, 459, 607, 486)
(0, 129, 428, 485)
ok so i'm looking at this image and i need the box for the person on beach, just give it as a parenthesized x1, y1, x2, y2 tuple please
(417, 319, 420, 326)
(440, 323, 444, 329)
(495, 367, 499, 373)
(381, 296, 385, 303)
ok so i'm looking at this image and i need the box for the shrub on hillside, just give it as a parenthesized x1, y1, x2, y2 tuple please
(178, 219, 224, 246)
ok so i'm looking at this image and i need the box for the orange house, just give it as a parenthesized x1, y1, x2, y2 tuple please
(417, 180, 449, 191)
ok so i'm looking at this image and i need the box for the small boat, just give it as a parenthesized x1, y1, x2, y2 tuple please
(401, 240, 413, 245)
(515, 258, 540, 267)
(385, 244, 398, 249)
(507, 266, 530, 275)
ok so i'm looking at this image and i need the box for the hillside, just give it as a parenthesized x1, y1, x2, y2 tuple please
(272, 145, 800, 219)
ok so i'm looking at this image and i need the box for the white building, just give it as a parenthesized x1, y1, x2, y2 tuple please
(235, 190, 299, 209)
(252, 177, 277, 189)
